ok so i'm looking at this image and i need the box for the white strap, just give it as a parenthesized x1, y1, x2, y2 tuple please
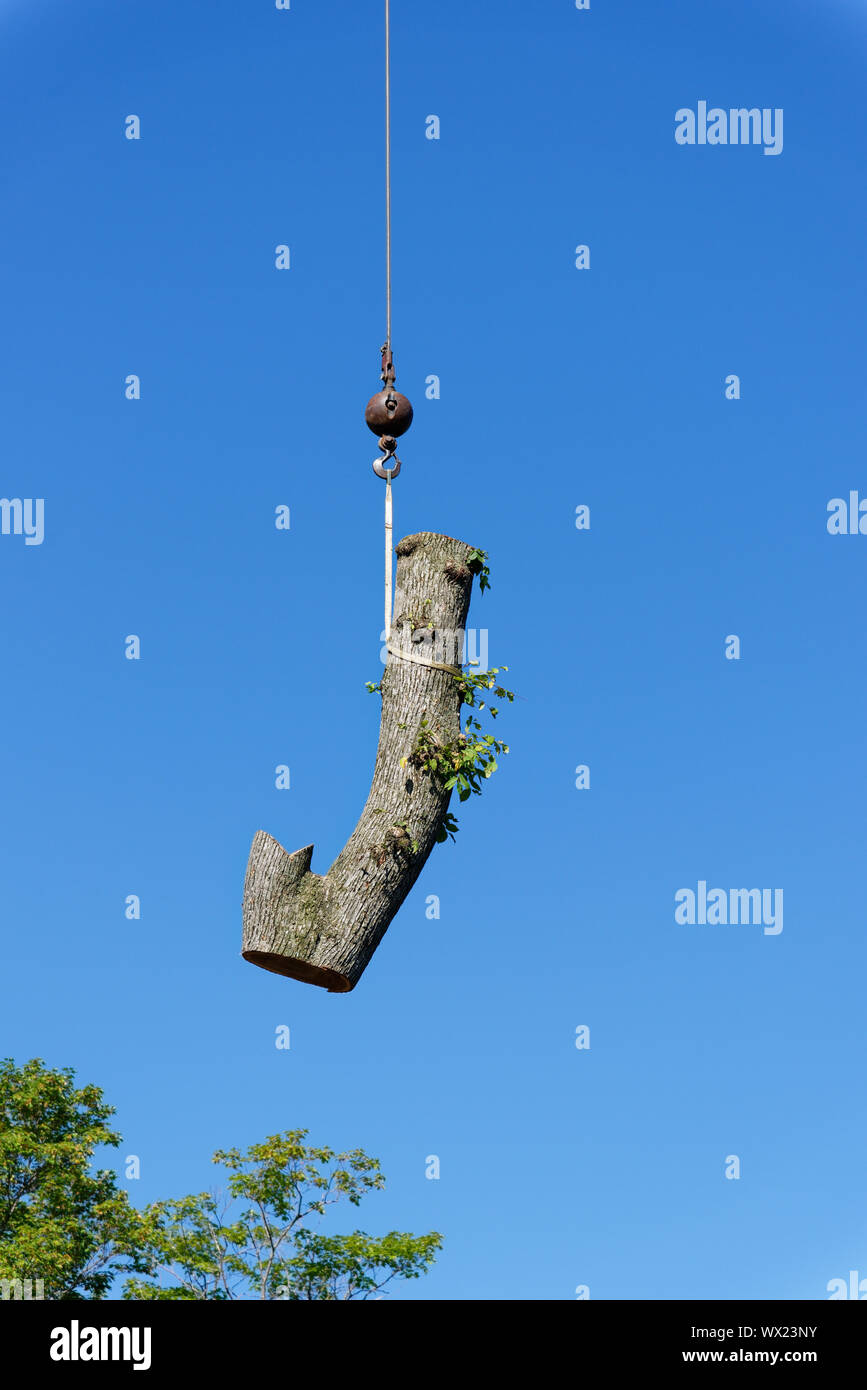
(387, 642, 463, 678)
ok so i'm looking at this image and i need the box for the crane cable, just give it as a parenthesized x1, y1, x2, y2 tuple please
(375, 7, 463, 683)
(385, 0, 392, 354)
(367, 0, 411, 647)
(383, 0, 393, 641)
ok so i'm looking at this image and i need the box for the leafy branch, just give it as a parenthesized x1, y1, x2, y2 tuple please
(399, 666, 515, 840)
(465, 548, 491, 594)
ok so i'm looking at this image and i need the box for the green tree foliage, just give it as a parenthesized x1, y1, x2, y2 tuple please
(125, 1131, 442, 1300)
(0, 1057, 147, 1299)
(1, 1060, 440, 1301)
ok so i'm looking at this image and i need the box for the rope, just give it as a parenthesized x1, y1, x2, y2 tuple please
(384, 0, 392, 349)
(384, 474, 393, 639)
(387, 642, 464, 679)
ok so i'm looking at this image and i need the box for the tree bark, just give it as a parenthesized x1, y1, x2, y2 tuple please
(242, 531, 478, 992)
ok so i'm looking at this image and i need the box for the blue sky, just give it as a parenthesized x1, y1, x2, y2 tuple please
(1, 0, 866, 1300)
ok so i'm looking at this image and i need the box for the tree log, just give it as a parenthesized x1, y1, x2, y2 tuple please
(242, 531, 478, 992)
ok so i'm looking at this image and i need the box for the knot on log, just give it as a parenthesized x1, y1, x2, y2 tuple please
(242, 532, 478, 992)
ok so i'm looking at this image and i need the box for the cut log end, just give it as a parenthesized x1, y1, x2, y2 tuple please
(241, 949, 353, 993)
